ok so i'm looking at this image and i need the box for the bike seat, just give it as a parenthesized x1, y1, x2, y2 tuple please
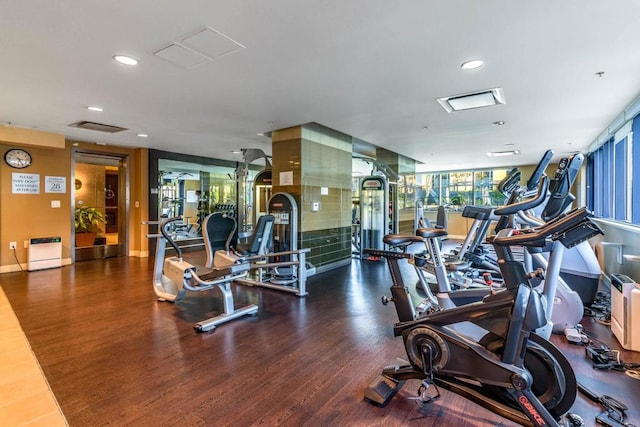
(383, 234, 424, 246)
(415, 228, 448, 239)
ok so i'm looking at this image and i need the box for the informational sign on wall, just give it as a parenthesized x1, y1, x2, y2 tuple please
(12, 173, 40, 194)
(186, 190, 198, 203)
(280, 171, 293, 186)
(45, 176, 66, 193)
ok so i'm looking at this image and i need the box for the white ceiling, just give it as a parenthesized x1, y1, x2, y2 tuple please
(2, 0, 640, 172)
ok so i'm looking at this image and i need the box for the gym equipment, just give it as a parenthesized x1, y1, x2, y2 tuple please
(412, 198, 589, 336)
(211, 193, 312, 296)
(359, 175, 390, 257)
(535, 153, 601, 307)
(364, 207, 602, 426)
(145, 214, 258, 332)
(268, 192, 299, 286)
(610, 274, 640, 352)
(414, 152, 599, 333)
(234, 148, 272, 233)
(355, 157, 401, 258)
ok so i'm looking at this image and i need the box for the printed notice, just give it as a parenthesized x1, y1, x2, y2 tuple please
(280, 171, 293, 186)
(12, 173, 40, 194)
(45, 176, 66, 193)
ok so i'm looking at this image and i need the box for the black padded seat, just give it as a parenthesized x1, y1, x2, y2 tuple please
(416, 228, 448, 239)
(383, 234, 424, 246)
(235, 214, 275, 255)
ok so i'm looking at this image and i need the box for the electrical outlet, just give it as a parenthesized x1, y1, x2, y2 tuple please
(9, 241, 17, 250)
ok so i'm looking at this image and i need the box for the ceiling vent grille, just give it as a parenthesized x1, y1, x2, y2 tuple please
(68, 121, 128, 133)
(437, 87, 506, 113)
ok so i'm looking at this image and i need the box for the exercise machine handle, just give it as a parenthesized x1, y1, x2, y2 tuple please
(160, 216, 184, 258)
(526, 149, 554, 192)
(494, 175, 549, 216)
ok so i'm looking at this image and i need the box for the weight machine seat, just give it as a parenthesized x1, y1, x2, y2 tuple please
(235, 214, 275, 256)
(197, 261, 251, 282)
(203, 212, 238, 265)
(204, 212, 238, 250)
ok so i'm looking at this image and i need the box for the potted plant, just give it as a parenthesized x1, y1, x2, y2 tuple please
(75, 206, 106, 247)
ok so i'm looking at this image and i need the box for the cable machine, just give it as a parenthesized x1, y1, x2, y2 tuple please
(234, 148, 272, 233)
(356, 158, 399, 258)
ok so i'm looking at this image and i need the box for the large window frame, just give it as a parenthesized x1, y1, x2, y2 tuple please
(587, 115, 639, 225)
(416, 167, 512, 209)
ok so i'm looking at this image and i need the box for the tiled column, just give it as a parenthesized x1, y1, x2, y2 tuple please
(271, 123, 352, 271)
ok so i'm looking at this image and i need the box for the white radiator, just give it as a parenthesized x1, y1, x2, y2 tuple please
(611, 274, 640, 352)
(28, 237, 62, 271)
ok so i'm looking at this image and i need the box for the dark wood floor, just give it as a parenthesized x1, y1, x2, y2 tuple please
(1, 253, 639, 426)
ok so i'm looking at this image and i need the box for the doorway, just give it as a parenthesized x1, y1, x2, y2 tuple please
(73, 151, 127, 261)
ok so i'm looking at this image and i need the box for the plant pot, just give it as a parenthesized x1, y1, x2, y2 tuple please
(75, 232, 96, 247)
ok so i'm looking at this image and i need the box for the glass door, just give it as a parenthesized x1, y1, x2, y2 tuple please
(73, 151, 127, 261)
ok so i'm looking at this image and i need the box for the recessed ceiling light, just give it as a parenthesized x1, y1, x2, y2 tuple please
(461, 59, 484, 70)
(492, 121, 505, 126)
(137, 133, 148, 138)
(487, 150, 520, 157)
(231, 150, 242, 154)
(113, 55, 138, 66)
(87, 106, 103, 112)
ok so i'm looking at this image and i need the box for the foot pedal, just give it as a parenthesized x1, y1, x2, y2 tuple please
(364, 374, 404, 407)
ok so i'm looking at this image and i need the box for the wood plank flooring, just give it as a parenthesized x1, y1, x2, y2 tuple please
(1, 253, 639, 426)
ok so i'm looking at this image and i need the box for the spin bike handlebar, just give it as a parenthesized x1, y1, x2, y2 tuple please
(493, 175, 549, 216)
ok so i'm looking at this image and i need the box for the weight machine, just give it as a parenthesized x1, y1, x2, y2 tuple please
(145, 215, 258, 332)
(212, 192, 312, 297)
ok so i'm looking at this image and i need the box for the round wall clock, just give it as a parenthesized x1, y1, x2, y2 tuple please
(4, 148, 32, 169)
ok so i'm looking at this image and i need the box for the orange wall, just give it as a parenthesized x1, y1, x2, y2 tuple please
(1, 139, 73, 271)
(1, 129, 149, 272)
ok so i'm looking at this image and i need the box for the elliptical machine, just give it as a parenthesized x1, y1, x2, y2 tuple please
(364, 207, 603, 426)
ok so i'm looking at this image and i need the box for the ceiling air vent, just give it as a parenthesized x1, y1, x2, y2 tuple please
(437, 87, 506, 113)
(68, 121, 128, 133)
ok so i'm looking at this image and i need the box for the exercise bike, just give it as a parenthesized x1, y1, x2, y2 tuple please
(413, 155, 594, 334)
(364, 207, 603, 426)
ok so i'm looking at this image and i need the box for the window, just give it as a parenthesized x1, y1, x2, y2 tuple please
(587, 114, 640, 225)
(415, 168, 512, 208)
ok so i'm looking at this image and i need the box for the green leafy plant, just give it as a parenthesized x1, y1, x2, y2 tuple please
(75, 206, 106, 233)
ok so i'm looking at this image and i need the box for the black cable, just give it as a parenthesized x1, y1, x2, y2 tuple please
(12, 247, 24, 271)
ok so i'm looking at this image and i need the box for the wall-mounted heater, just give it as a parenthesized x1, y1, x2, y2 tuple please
(28, 237, 62, 271)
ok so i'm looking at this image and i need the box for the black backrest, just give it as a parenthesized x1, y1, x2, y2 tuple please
(203, 212, 238, 266)
(435, 205, 447, 230)
(236, 214, 275, 255)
